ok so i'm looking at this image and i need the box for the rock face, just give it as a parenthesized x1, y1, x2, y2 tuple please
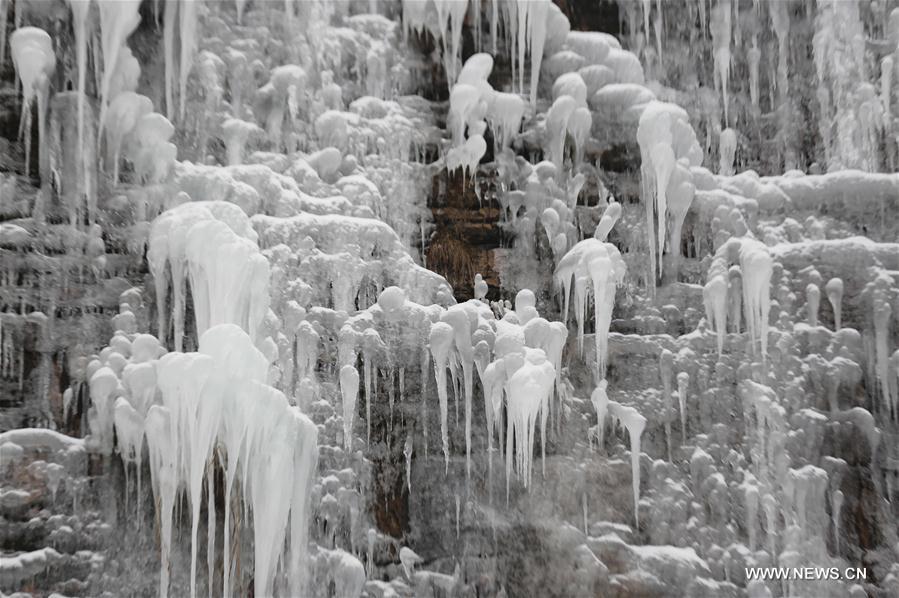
(2, 1, 899, 598)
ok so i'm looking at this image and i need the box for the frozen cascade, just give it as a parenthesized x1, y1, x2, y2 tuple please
(3, 1, 899, 596)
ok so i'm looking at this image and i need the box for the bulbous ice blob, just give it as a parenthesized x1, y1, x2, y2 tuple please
(377, 286, 407, 314)
(474, 273, 488, 301)
(221, 118, 263, 166)
(594, 201, 622, 242)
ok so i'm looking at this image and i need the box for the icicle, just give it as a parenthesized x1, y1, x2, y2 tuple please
(146, 405, 177, 598)
(710, 0, 732, 125)
(825, 278, 843, 330)
(745, 483, 758, 552)
(164, 0, 177, 119)
(430, 322, 454, 473)
(873, 293, 893, 417)
(703, 275, 728, 357)
(590, 380, 609, 447)
(10, 27, 56, 179)
(806, 283, 820, 327)
(206, 456, 215, 598)
(883, 56, 894, 118)
(719, 128, 736, 175)
(677, 371, 689, 444)
(69, 0, 92, 156)
(748, 35, 760, 109)
(0, 0, 7, 68)
(179, 0, 199, 121)
(505, 354, 555, 499)
(455, 492, 461, 537)
(97, 0, 141, 142)
(659, 349, 674, 461)
(832, 489, 844, 553)
(340, 365, 360, 452)
(404, 434, 413, 493)
(610, 403, 646, 528)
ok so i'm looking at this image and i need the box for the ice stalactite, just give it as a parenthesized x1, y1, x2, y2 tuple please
(68, 0, 92, 155)
(113, 397, 144, 506)
(832, 489, 844, 553)
(608, 402, 646, 527)
(677, 371, 689, 444)
(340, 365, 360, 452)
(873, 290, 893, 418)
(727, 266, 742, 333)
(806, 284, 820, 327)
(590, 380, 609, 448)
(97, 0, 141, 145)
(404, 433, 413, 493)
(703, 275, 728, 357)
(706, 239, 772, 361)
(148, 202, 269, 351)
(883, 56, 894, 119)
(88, 366, 118, 455)
(164, 0, 177, 120)
(10, 27, 55, 179)
(660, 349, 674, 461)
(104, 92, 152, 184)
(505, 350, 555, 499)
(825, 278, 844, 330)
(145, 405, 177, 598)
(744, 482, 759, 552)
(637, 101, 702, 284)
(748, 35, 760, 110)
(0, 0, 7, 68)
(710, 0, 731, 125)
(554, 203, 626, 380)
(179, 0, 199, 121)
(429, 322, 454, 473)
(666, 162, 695, 281)
(719, 128, 736, 176)
(441, 306, 477, 480)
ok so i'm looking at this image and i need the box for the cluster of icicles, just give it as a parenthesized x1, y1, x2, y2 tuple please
(636, 101, 702, 285)
(703, 237, 774, 361)
(82, 201, 318, 598)
(446, 52, 525, 178)
(439, 289, 566, 499)
(9, 2, 183, 189)
(404, 0, 568, 105)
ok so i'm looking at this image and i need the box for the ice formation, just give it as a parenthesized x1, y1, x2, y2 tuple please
(10, 27, 55, 178)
